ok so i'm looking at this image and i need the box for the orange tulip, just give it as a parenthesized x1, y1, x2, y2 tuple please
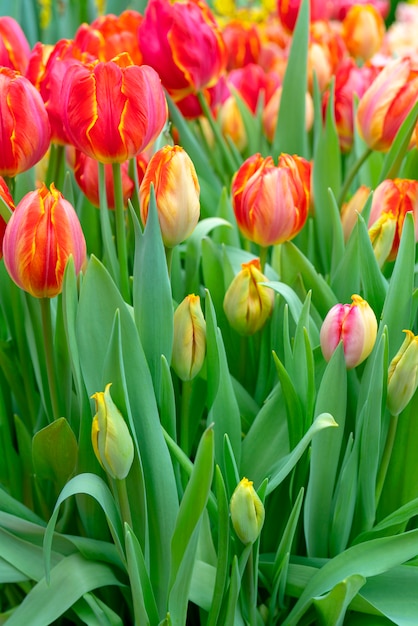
(138, 0, 227, 101)
(62, 53, 167, 163)
(232, 153, 311, 246)
(368, 178, 418, 266)
(0, 16, 30, 73)
(356, 57, 418, 152)
(0, 68, 51, 177)
(140, 145, 200, 248)
(342, 4, 385, 62)
(3, 183, 86, 298)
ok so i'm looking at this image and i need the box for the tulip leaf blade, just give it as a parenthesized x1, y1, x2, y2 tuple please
(125, 524, 160, 626)
(32, 417, 78, 488)
(312, 574, 366, 625)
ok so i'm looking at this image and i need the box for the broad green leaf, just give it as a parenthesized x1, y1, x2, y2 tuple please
(273, 352, 305, 450)
(125, 524, 160, 626)
(313, 574, 366, 626)
(185, 217, 231, 294)
(189, 559, 216, 612)
(32, 418, 78, 488)
(357, 213, 388, 317)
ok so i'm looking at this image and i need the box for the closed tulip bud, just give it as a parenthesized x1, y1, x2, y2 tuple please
(230, 477, 265, 544)
(342, 4, 385, 62)
(320, 294, 377, 369)
(232, 153, 311, 247)
(367, 178, 418, 266)
(223, 258, 274, 336)
(91, 383, 134, 480)
(340, 185, 370, 242)
(0, 67, 50, 177)
(387, 330, 418, 416)
(356, 57, 418, 152)
(140, 145, 200, 248)
(3, 183, 86, 298)
(62, 53, 167, 163)
(172, 295, 206, 381)
(0, 16, 31, 73)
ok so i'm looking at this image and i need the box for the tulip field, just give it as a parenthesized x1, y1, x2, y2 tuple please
(1, 0, 418, 624)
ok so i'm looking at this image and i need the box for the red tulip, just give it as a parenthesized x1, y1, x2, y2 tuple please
(0, 67, 51, 177)
(73, 150, 134, 209)
(138, 0, 227, 101)
(62, 53, 167, 163)
(0, 16, 31, 74)
(3, 183, 86, 298)
(232, 152, 311, 246)
(277, 0, 333, 33)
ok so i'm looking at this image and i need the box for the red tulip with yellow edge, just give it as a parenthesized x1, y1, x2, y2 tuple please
(232, 152, 311, 247)
(62, 53, 167, 163)
(0, 16, 31, 73)
(140, 145, 200, 248)
(138, 0, 227, 101)
(223, 258, 275, 336)
(356, 57, 418, 152)
(320, 294, 377, 369)
(3, 183, 86, 298)
(368, 178, 418, 266)
(0, 67, 51, 177)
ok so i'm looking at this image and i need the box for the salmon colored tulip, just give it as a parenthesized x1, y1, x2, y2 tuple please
(368, 178, 418, 266)
(0, 68, 51, 177)
(3, 183, 86, 298)
(138, 0, 227, 101)
(0, 16, 31, 73)
(62, 53, 167, 163)
(342, 4, 385, 62)
(320, 294, 377, 369)
(223, 258, 275, 336)
(73, 10, 143, 64)
(232, 152, 311, 246)
(356, 57, 418, 152)
(0, 177, 15, 259)
(140, 145, 200, 248)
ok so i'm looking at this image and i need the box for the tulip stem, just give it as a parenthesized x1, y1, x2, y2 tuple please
(337, 147, 373, 207)
(258, 246, 269, 273)
(112, 162, 131, 303)
(114, 478, 133, 530)
(375, 413, 399, 507)
(98, 162, 119, 284)
(40, 297, 61, 422)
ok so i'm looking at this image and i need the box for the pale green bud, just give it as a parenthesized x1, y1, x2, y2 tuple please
(230, 477, 265, 544)
(171, 294, 206, 381)
(387, 330, 418, 416)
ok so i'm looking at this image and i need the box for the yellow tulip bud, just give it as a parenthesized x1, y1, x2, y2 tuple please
(230, 477, 265, 544)
(91, 383, 134, 480)
(387, 330, 418, 416)
(223, 258, 274, 335)
(171, 294, 206, 381)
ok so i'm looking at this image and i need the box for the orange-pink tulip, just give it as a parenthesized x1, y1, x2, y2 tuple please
(356, 57, 418, 152)
(0, 67, 51, 177)
(231, 152, 311, 247)
(62, 53, 167, 163)
(320, 295, 377, 369)
(140, 145, 200, 248)
(138, 0, 227, 101)
(342, 4, 385, 62)
(3, 183, 86, 298)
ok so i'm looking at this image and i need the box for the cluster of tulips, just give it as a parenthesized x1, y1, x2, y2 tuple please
(1, 0, 418, 623)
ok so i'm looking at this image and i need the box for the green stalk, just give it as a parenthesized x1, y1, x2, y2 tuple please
(375, 413, 399, 507)
(112, 162, 131, 303)
(258, 245, 269, 274)
(114, 477, 133, 530)
(179, 379, 193, 456)
(40, 297, 61, 422)
(98, 161, 119, 283)
(337, 147, 373, 207)
(46, 143, 66, 190)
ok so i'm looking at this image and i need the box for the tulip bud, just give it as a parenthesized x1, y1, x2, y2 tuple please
(223, 258, 274, 336)
(171, 294, 206, 381)
(230, 477, 265, 544)
(342, 4, 385, 62)
(3, 183, 86, 298)
(91, 383, 134, 480)
(320, 294, 377, 369)
(387, 330, 418, 416)
(140, 145, 200, 248)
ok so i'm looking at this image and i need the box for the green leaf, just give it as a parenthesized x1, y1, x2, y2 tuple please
(125, 524, 160, 626)
(357, 213, 388, 317)
(272, 0, 309, 158)
(32, 418, 78, 488)
(378, 100, 418, 183)
(313, 574, 366, 626)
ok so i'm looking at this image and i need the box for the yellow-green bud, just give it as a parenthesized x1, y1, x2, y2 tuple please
(91, 383, 134, 480)
(387, 330, 418, 416)
(171, 294, 206, 381)
(230, 477, 265, 544)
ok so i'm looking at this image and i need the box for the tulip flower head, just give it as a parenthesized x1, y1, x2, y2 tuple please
(232, 152, 311, 247)
(387, 330, 418, 416)
(91, 383, 134, 480)
(320, 294, 377, 369)
(3, 183, 86, 298)
(223, 258, 275, 336)
(0, 16, 31, 73)
(230, 477, 265, 544)
(0, 67, 51, 177)
(342, 4, 385, 62)
(140, 145, 200, 248)
(171, 294, 206, 381)
(62, 53, 167, 163)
